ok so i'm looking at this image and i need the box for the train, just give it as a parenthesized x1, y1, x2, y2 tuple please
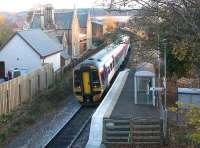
(73, 35, 130, 105)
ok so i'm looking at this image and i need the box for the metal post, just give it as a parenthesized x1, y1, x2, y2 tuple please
(157, 0, 160, 79)
(163, 39, 167, 109)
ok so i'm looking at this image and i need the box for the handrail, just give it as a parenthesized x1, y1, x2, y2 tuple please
(160, 104, 167, 138)
(157, 88, 167, 139)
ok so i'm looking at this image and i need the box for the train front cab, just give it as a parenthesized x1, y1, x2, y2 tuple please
(73, 65, 103, 104)
(134, 63, 156, 106)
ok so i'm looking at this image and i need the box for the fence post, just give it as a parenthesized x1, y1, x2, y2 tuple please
(29, 79, 32, 100)
(38, 74, 40, 94)
(60, 69, 63, 80)
(45, 72, 48, 88)
(19, 84, 21, 105)
(52, 68, 55, 83)
(6, 90, 9, 113)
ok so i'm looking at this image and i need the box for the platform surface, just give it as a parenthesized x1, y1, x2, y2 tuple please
(86, 69, 130, 148)
(109, 70, 160, 119)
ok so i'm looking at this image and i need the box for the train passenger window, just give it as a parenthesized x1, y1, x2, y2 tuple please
(110, 64, 112, 71)
(101, 71, 105, 82)
(107, 67, 110, 73)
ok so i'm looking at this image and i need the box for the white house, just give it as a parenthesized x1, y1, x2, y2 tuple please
(0, 29, 62, 79)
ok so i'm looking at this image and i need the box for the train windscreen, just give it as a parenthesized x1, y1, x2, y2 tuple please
(91, 70, 100, 87)
(74, 70, 81, 87)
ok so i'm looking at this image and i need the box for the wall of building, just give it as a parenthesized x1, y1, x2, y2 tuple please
(0, 35, 42, 77)
(87, 16, 93, 50)
(55, 29, 73, 56)
(80, 28, 87, 34)
(44, 52, 61, 71)
(60, 56, 71, 67)
(80, 39, 87, 55)
(178, 93, 200, 108)
(71, 13, 80, 58)
(92, 22, 103, 40)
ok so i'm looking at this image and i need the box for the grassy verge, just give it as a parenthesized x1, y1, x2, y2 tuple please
(0, 70, 73, 146)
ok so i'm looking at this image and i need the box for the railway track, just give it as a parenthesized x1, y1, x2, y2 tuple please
(45, 107, 96, 148)
(45, 41, 136, 148)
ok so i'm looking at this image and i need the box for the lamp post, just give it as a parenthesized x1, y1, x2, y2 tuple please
(162, 38, 167, 109)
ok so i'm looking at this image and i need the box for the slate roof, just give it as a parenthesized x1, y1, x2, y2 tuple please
(90, 8, 138, 17)
(78, 13, 88, 28)
(17, 29, 62, 57)
(30, 8, 136, 30)
(31, 11, 74, 30)
(54, 12, 74, 30)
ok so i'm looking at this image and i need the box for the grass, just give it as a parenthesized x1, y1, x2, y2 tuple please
(0, 70, 73, 146)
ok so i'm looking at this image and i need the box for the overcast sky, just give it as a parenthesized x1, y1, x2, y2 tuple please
(0, 0, 96, 12)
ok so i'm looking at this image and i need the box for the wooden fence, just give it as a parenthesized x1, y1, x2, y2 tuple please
(0, 64, 54, 115)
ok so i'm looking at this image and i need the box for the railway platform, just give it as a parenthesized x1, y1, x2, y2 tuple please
(86, 69, 168, 148)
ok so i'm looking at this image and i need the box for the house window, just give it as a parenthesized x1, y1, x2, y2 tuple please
(0, 61, 5, 78)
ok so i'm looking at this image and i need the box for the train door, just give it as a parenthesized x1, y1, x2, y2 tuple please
(136, 77, 153, 105)
(0, 62, 5, 78)
(82, 71, 91, 95)
(103, 65, 109, 88)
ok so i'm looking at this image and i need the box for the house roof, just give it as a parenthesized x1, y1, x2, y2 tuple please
(135, 62, 155, 77)
(31, 8, 136, 30)
(54, 12, 74, 30)
(31, 10, 90, 30)
(91, 8, 127, 17)
(178, 88, 200, 95)
(16, 29, 62, 58)
(78, 13, 88, 28)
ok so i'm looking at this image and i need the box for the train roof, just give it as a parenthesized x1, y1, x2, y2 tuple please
(135, 62, 155, 77)
(89, 43, 119, 64)
(76, 35, 130, 69)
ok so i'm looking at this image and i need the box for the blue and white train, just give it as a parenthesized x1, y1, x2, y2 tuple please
(73, 35, 130, 105)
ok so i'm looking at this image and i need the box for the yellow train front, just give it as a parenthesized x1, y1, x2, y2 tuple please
(73, 64, 104, 105)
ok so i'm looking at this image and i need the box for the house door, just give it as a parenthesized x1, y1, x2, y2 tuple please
(0, 62, 5, 78)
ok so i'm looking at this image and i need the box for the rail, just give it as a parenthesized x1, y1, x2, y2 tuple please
(45, 107, 95, 148)
(68, 112, 93, 148)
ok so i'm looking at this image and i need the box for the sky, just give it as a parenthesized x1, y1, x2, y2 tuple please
(0, 0, 96, 12)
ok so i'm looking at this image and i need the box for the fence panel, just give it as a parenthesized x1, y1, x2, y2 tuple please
(0, 64, 54, 115)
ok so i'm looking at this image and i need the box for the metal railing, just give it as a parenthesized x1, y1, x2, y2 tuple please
(160, 104, 167, 138)
(156, 88, 168, 140)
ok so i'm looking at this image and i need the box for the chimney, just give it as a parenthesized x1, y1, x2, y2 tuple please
(40, 7, 45, 30)
(44, 4, 55, 29)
